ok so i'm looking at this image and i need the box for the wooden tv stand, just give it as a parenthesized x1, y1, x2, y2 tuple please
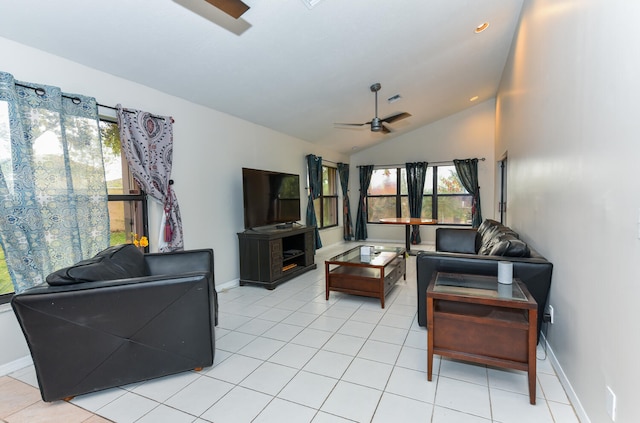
(237, 225, 316, 289)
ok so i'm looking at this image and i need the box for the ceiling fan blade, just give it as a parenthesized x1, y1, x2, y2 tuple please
(334, 122, 367, 127)
(381, 112, 412, 124)
(204, 0, 250, 19)
(381, 124, 391, 134)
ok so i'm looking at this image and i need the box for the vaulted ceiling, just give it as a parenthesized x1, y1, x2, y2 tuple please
(0, 0, 523, 153)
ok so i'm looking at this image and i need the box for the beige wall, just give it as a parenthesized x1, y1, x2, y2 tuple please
(496, 0, 640, 421)
(350, 99, 496, 245)
(0, 36, 349, 369)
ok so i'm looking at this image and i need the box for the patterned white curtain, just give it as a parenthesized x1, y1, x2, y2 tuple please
(116, 106, 183, 251)
(0, 71, 109, 293)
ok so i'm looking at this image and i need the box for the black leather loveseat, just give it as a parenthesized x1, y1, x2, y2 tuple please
(11, 244, 218, 402)
(416, 219, 553, 340)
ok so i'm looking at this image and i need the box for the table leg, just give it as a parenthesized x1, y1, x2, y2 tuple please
(528, 309, 538, 404)
(405, 224, 411, 253)
(427, 296, 434, 381)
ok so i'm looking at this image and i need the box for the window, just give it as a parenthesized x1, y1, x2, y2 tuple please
(313, 165, 338, 229)
(367, 165, 472, 224)
(99, 119, 149, 249)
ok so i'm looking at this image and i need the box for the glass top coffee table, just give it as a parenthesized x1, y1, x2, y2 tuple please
(325, 245, 406, 308)
(427, 272, 538, 404)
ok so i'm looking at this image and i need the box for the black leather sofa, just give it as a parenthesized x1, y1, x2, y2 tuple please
(416, 219, 553, 340)
(11, 244, 218, 402)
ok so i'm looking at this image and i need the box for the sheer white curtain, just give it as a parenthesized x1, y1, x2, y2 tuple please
(0, 71, 109, 293)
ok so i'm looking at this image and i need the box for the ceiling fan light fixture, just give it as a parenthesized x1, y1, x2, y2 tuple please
(475, 22, 490, 33)
(470, 95, 479, 102)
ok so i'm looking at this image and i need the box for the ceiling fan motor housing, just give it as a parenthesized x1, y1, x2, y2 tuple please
(370, 117, 383, 132)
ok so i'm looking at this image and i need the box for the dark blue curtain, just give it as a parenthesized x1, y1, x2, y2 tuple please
(406, 162, 428, 244)
(306, 154, 322, 249)
(453, 158, 483, 228)
(355, 165, 374, 240)
(337, 163, 354, 241)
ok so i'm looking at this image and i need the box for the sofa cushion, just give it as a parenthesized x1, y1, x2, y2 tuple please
(488, 237, 530, 257)
(46, 244, 146, 286)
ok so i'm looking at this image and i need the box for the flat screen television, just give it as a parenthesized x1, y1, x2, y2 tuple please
(242, 167, 302, 229)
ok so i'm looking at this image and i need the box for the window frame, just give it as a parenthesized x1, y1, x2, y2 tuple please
(313, 165, 339, 230)
(366, 164, 473, 226)
(100, 117, 150, 252)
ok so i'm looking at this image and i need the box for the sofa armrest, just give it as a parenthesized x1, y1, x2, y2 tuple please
(435, 228, 479, 253)
(145, 249, 214, 276)
(416, 251, 553, 342)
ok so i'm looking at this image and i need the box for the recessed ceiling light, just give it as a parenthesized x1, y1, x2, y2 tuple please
(470, 96, 479, 102)
(475, 22, 490, 33)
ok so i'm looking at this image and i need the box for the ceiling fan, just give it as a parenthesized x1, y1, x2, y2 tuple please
(204, 0, 250, 19)
(335, 83, 411, 134)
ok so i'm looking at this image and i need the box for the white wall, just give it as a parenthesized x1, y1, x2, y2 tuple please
(349, 100, 496, 244)
(0, 36, 348, 368)
(496, 0, 640, 421)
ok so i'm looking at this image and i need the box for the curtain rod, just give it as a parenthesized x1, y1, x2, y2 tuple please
(357, 158, 485, 168)
(14, 83, 171, 121)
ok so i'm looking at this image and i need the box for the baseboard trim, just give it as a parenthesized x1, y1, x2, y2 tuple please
(216, 278, 239, 292)
(541, 332, 590, 423)
(0, 355, 32, 377)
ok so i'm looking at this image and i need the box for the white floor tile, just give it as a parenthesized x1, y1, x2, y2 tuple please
(71, 387, 127, 413)
(236, 336, 286, 360)
(303, 350, 353, 379)
(487, 366, 543, 399)
(96, 391, 158, 423)
(342, 357, 393, 390)
(216, 331, 257, 353)
(135, 404, 196, 423)
(321, 380, 382, 423)
(538, 372, 570, 404)
(200, 386, 272, 423)
(253, 398, 317, 423)
(278, 370, 338, 409)
(378, 312, 415, 330)
(396, 345, 429, 373)
(385, 366, 437, 403)
(205, 353, 264, 384)
(322, 333, 366, 356)
(350, 308, 384, 324)
(372, 392, 434, 423)
(131, 371, 200, 402)
(311, 411, 354, 422)
(164, 375, 234, 416)
(368, 324, 409, 345)
(404, 328, 428, 349)
(239, 361, 298, 395)
(435, 377, 491, 419)
(308, 315, 347, 332)
(235, 317, 278, 336)
(290, 327, 334, 348)
(262, 322, 304, 342)
(337, 320, 376, 338)
(357, 339, 402, 365)
(281, 310, 321, 327)
(439, 358, 488, 386)
(268, 343, 318, 369)
(548, 400, 580, 423)
(490, 387, 554, 423)
(431, 405, 491, 423)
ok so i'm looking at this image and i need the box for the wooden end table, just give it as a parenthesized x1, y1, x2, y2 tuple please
(426, 272, 538, 404)
(325, 245, 406, 308)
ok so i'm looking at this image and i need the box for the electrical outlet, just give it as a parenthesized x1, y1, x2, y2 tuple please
(547, 305, 554, 324)
(606, 386, 617, 421)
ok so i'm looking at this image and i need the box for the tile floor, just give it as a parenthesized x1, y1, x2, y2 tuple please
(2, 242, 580, 423)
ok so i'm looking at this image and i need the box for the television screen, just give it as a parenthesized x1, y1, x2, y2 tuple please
(242, 167, 301, 229)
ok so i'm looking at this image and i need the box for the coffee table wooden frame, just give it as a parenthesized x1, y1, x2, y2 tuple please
(325, 246, 406, 308)
(426, 272, 538, 404)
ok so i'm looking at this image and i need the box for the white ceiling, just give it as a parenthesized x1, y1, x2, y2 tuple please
(0, 0, 523, 154)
